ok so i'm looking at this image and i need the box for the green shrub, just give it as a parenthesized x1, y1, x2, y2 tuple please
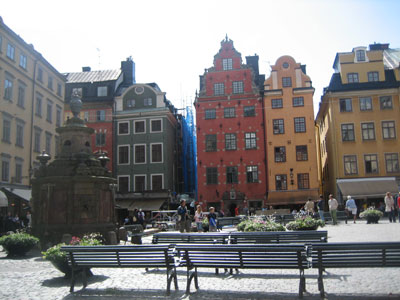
(360, 209, 383, 218)
(286, 216, 324, 231)
(237, 218, 285, 232)
(0, 233, 39, 256)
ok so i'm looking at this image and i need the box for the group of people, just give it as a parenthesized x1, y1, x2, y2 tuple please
(123, 208, 145, 227)
(176, 199, 218, 233)
(384, 191, 400, 223)
(0, 211, 31, 233)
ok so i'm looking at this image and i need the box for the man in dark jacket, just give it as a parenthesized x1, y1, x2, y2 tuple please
(317, 195, 325, 221)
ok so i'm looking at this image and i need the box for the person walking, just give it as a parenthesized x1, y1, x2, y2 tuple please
(194, 205, 204, 232)
(345, 195, 357, 223)
(396, 192, 400, 222)
(208, 207, 218, 232)
(177, 200, 191, 232)
(304, 198, 315, 216)
(317, 195, 325, 222)
(328, 194, 339, 225)
(384, 192, 396, 223)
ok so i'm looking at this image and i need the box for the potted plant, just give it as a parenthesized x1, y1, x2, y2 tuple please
(42, 233, 103, 278)
(0, 232, 39, 257)
(360, 208, 383, 224)
(286, 216, 325, 231)
(237, 217, 286, 232)
(202, 217, 209, 232)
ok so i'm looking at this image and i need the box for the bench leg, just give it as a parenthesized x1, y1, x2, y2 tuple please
(186, 267, 198, 294)
(166, 267, 178, 295)
(82, 268, 88, 289)
(70, 269, 76, 293)
(318, 268, 325, 297)
(299, 269, 306, 298)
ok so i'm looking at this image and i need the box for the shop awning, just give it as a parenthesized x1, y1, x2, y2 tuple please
(116, 199, 165, 211)
(337, 177, 399, 199)
(5, 188, 31, 201)
(0, 190, 8, 207)
(267, 189, 320, 206)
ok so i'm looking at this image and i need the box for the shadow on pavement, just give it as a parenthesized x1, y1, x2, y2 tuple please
(42, 275, 108, 288)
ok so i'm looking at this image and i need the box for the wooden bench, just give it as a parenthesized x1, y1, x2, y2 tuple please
(309, 242, 400, 297)
(322, 211, 348, 224)
(61, 245, 178, 294)
(229, 231, 328, 244)
(152, 232, 228, 244)
(175, 243, 310, 298)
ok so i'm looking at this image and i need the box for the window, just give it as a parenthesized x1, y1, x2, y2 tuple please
(126, 99, 135, 108)
(57, 83, 62, 97)
(144, 98, 153, 106)
(297, 173, 309, 189)
(37, 68, 43, 82)
(151, 143, 163, 163)
(48, 76, 53, 90)
(359, 97, 372, 111)
(341, 123, 355, 141)
(151, 174, 163, 190)
(118, 122, 129, 134)
(135, 175, 146, 192)
(6, 43, 15, 60)
(17, 84, 25, 108)
(339, 98, 352, 112)
(225, 133, 237, 150)
(382, 121, 396, 139)
(34, 128, 41, 152)
(380, 96, 392, 110)
(134, 145, 146, 164)
(356, 50, 366, 62)
(135, 86, 144, 95)
(296, 145, 308, 161)
(385, 153, 399, 173)
(16, 121, 24, 147)
(347, 73, 359, 83)
(274, 146, 286, 162)
(232, 81, 244, 94)
(243, 106, 255, 117)
(273, 119, 284, 134)
(1, 160, 10, 182)
(4, 78, 13, 101)
(275, 175, 287, 190)
(84, 111, 89, 122)
(361, 122, 375, 140)
(15, 161, 23, 184)
(206, 167, 218, 185)
(95, 132, 106, 146)
(2, 118, 11, 143)
(293, 97, 304, 107)
(19, 53, 27, 69)
(271, 98, 283, 108)
(214, 83, 224, 95)
(344, 155, 358, 175)
(224, 107, 235, 118)
(364, 154, 378, 174)
(46, 100, 53, 123)
(205, 109, 216, 119)
(45, 132, 52, 155)
(245, 132, 256, 149)
(96, 110, 105, 121)
(118, 176, 129, 193)
(246, 166, 258, 183)
(118, 145, 129, 164)
(368, 72, 379, 82)
(205, 135, 217, 151)
(222, 58, 232, 70)
(134, 120, 145, 133)
(294, 117, 306, 133)
(282, 77, 292, 87)
(226, 166, 238, 184)
(56, 106, 62, 127)
(72, 87, 82, 97)
(150, 119, 162, 132)
(97, 86, 107, 97)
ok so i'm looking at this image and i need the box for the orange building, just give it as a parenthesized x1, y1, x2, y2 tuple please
(263, 56, 319, 208)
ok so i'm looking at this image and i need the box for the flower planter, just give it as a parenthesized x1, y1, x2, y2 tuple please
(51, 259, 93, 278)
(366, 215, 380, 224)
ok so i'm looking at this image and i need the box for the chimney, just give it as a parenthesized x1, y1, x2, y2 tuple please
(82, 66, 91, 72)
(246, 55, 260, 76)
(121, 57, 136, 85)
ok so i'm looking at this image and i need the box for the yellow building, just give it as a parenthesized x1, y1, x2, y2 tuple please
(264, 56, 319, 208)
(0, 17, 65, 207)
(316, 43, 400, 206)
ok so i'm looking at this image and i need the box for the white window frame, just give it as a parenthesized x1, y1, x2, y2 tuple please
(19, 53, 27, 69)
(117, 175, 130, 192)
(134, 144, 146, 164)
(117, 144, 130, 165)
(150, 143, 163, 163)
(118, 121, 130, 135)
(97, 86, 107, 97)
(151, 173, 164, 190)
(134, 120, 146, 134)
(6, 43, 15, 60)
(150, 118, 163, 133)
(222, 58, 233, 70)
(134, 174, 147, 192)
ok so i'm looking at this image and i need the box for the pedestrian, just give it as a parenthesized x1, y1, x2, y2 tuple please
(396, 192, 400, 222)
(26, 211, 32, 228)
(234, 206, 239, 216)
(177, 200, 190, 233)
(208, 207, 217, 232)
(317, 195, 325, 222)
(304, 198, 314, 215)
(194, 205, 204, 232)
(384, 192, 396, 223)
(345, 195, 357, 223)
(328, 194, 338, 225)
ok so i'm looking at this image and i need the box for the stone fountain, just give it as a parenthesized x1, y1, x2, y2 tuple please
(31, 95, 117, 247)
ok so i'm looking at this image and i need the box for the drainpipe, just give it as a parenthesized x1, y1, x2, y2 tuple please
(28, 59, 38, 187)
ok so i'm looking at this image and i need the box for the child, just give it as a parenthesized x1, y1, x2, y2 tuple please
(208, 207, 217, 232)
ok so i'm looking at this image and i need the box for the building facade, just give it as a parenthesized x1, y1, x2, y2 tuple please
(195, 37, 267, 216)
(64, 58, 135, 174)
(316, 43, 400, 205)
(264, 56, 319, 208)
(0, 17, 65, 213)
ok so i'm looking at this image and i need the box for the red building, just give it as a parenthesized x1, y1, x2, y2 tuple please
(195, 37, 266, 216)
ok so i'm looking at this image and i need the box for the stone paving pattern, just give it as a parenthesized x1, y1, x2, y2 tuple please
(1, 220, 400, 300)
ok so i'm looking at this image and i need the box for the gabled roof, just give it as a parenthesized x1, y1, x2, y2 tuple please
(64, 69, 121, 83)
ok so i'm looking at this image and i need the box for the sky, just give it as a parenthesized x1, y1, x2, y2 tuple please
(2, 0, 400, 116)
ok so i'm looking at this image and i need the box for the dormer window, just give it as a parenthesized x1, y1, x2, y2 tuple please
(356, 50, 366, 62)
(347, 73, 359, 83)
(222, 58, 232, 70)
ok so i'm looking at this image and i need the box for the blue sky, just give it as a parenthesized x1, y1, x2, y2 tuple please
(2, 0, 399, 115)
